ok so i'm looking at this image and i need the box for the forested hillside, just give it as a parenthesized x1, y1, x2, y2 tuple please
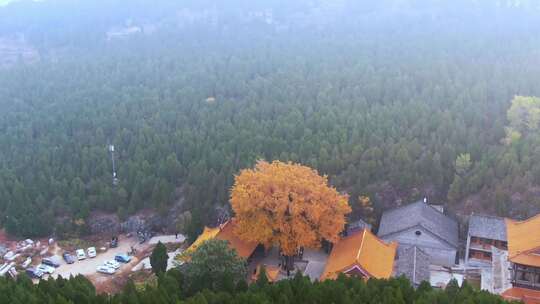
(1, 0, 540, 237)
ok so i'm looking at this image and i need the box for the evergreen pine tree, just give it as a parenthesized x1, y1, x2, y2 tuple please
(150, 242, 168, 274)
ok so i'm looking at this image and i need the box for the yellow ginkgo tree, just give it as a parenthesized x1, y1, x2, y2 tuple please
(230, 160, 351, 271)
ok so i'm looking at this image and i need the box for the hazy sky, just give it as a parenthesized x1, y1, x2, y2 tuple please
(0, 0, 44, 6)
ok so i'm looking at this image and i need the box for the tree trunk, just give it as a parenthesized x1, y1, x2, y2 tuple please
(285, 255, 294, 273)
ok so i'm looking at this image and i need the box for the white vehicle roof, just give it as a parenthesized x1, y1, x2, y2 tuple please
(97, 265, 114, 273)
(105, 260, 120, 267)
(37, 264, 55, 273)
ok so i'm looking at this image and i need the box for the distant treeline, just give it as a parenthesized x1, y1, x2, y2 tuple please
(1, 1, 540, 237)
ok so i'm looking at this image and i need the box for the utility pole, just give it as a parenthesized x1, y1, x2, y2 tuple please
(109, 144, 118, 186)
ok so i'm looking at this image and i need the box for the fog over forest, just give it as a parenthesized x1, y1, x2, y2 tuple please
(1, 0, 540, 239)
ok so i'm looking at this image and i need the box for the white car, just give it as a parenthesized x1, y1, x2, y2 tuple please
(87, 247, 97, 258)
(104, 260, 120, 269)
(36, 264, 55, 274)
(96, 265, 115, 274)
(76, 249, 86, 260)
(22, 257, 32, 268)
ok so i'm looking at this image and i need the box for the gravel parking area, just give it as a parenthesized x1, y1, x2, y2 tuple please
(51, 235, 148, 279)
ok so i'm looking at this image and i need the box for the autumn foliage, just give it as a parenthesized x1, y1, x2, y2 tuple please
(230, 160, 351, 256)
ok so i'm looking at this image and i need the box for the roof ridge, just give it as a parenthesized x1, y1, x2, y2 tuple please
(384, 200, 455, 222)
(219, 219, 231, 231)
(520, 244, 540, 256)
(423, 203, 458, 223)
(511, 213, 540, 225)
(356, 229, 366, 262)
(470, 213, 505, 220)
(379, 201, 424, 222)
(386, 200, 424, 213)
(425, 203, 444, 213)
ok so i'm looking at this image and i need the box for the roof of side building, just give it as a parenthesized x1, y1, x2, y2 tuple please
(396, 245, 430, 286)
(468, 213, 507, 241)
(506, 214, 540, 267)
(320, 229, 397, 281)
(378, 200, 459, 247)
(502, 287, 540, 304)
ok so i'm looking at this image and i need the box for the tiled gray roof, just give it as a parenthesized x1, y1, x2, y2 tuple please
(396, 246, 430, 286)
(377, 200, 459, 247)
(468, 214, 507, 242)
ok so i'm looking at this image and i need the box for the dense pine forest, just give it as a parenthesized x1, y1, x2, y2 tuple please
(1, 0, 540, 237)
(0, 270, 514, 304)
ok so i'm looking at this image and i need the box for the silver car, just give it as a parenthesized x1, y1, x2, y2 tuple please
(96, 265, 115, 274)
(104, 260, 120, 269)
(36, 264, 55, 274)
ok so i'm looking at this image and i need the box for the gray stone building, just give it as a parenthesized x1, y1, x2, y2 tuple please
(378, 200, 459, 267)
(465, 213, 507, 267)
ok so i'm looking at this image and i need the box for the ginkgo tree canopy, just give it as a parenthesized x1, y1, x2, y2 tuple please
(230, 160, 351, 256)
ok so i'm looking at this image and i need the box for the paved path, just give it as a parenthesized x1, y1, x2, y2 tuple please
(148, 234, 185, 245)
(132, 248, 183, 272)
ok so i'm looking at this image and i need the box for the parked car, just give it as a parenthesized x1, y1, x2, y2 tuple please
(76, 249, 86, 260)
(22, 257, 32, 268)
(26, 268, 44, 279)
(96, 265, 115, 275)
(37, 264, 55, 274)
(42, 257, 60, 268)
(63, 252, 75, 264)
(104, 260, 120, 269)
(87, 247, 97, 258)
(114, 254, 132, 263)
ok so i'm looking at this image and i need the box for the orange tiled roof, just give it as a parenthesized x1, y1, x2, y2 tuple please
(216, 219, 258, 259)
(506, 214, 540, 267)
(320, 229, 397, 281)
(182, 226, 221, 258)
(502, 287, 540, 304)
(182, 219, 258, 260)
